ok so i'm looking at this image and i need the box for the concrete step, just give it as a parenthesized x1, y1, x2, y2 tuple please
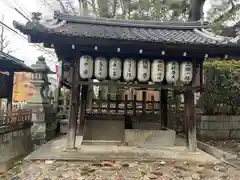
(143, 131, 176, 147)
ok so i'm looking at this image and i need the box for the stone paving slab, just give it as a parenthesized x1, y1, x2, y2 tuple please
(25, 136, 218, 164)
(225, 157, 240, 169)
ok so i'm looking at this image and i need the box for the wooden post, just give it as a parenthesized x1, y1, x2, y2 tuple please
(7, 71, 14, 112)
(184, 90, 197, 152)
(142, 91, 146, 114)
(66, 58, 80, 150)
(88, 83, 93, 112)
(78, 85, 88, 135)
(161, 89, 168, 127)
(151, 96, 154, 114)
(124, 94, 127, 115)
(133, 94, 136, 116)
(107, 93, 110, 114)
(200, 61, 204, 92)
(116, 94, 120, 113)
(184, 60, 197, 152)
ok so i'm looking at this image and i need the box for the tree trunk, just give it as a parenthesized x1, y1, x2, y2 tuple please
(188, 0, 205, 21)
(98, 0, 109, 17)
(78, 0, 88, 15)
(112, 0, 117, 18)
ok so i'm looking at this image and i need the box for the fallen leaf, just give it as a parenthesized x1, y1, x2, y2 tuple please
(45, 160, 55, 165)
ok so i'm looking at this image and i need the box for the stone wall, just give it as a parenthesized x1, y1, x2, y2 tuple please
(169, 113, 240, 140)
(0, 122, 33, 173)
(130, 118, 176, 147)
(125, 129, 176, 147)
(197, 115, 240, 140)
(82, 116, 125, 145)
(31, 111, 57, 145)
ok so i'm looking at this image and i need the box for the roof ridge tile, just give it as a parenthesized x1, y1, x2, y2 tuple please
(54, 11, 207, 30)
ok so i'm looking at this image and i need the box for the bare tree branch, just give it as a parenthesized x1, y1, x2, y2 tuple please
(0, 14, 12, 53)
(56, 0, 68, 12)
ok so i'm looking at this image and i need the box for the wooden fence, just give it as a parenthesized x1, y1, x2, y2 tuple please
(0, 109, 32, 126)
(87, 94, 161, 116)
(57, 92, 162, 117)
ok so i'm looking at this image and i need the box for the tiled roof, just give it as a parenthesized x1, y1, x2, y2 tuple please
(13, 12, 240, 46)
(45, 23, 221, 45)
(0, 52, 33, 72)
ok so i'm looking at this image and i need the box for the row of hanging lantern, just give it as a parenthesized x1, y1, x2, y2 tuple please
(79, 55, 193, 84)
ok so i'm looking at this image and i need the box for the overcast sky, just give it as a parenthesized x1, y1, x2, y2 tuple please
(0, 0, 213, 72)
(0, 0, 73, 71)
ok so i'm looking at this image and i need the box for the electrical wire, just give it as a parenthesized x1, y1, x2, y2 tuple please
(14, 8, 31, 22)
(0, 0, 31, 22)
(0, 0, 57, 63)
(0, 0, 77, 66)
(12, 0, 31, 19)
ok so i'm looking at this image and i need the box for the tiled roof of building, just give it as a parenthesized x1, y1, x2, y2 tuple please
(0, 51, 33, 72)
(13, 11, 240, 47)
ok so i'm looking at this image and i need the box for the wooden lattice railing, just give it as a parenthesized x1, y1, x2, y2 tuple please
(0, 109, 32, 126)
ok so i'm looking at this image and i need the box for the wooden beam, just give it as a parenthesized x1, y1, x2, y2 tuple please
(66, 57, 80, 150)
(78, 80, 201, 91)
(38, 33, 240, 58)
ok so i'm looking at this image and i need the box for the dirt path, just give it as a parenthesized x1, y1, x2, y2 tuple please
(1, 159, 240, 180)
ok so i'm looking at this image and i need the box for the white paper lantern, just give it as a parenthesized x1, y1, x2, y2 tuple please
(123, 58, 136, 82)
(151, 59, 165, 83)
(137, 59, 150, 82)
(94, 57, 108, 80)
(180, 61, 193, 84)
(166, 61, 179, 83)
(109, 57, 122, 80)
(79, 55, 93, 79)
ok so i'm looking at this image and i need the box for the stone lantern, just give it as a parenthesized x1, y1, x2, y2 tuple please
(29, 56, 52, 104)
(27, 56, 57, 145)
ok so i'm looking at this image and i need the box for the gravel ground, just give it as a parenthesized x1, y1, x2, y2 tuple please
(1, 159, 240, 180)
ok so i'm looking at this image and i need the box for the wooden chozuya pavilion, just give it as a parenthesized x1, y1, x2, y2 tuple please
(13, 11, 240, 152)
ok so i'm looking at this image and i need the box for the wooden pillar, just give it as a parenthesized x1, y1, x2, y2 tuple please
(7, 71, 14, 111)
(88, 82, 93, 111)
(184, 90, 197, 151)
(142, 91, 146, 114)
(66, 58, 80, 150)
(160, 89, 168, 127)
(77, 84, 88, 135)
(200, 61, 204, 93)
(184, 60, 197, 152)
